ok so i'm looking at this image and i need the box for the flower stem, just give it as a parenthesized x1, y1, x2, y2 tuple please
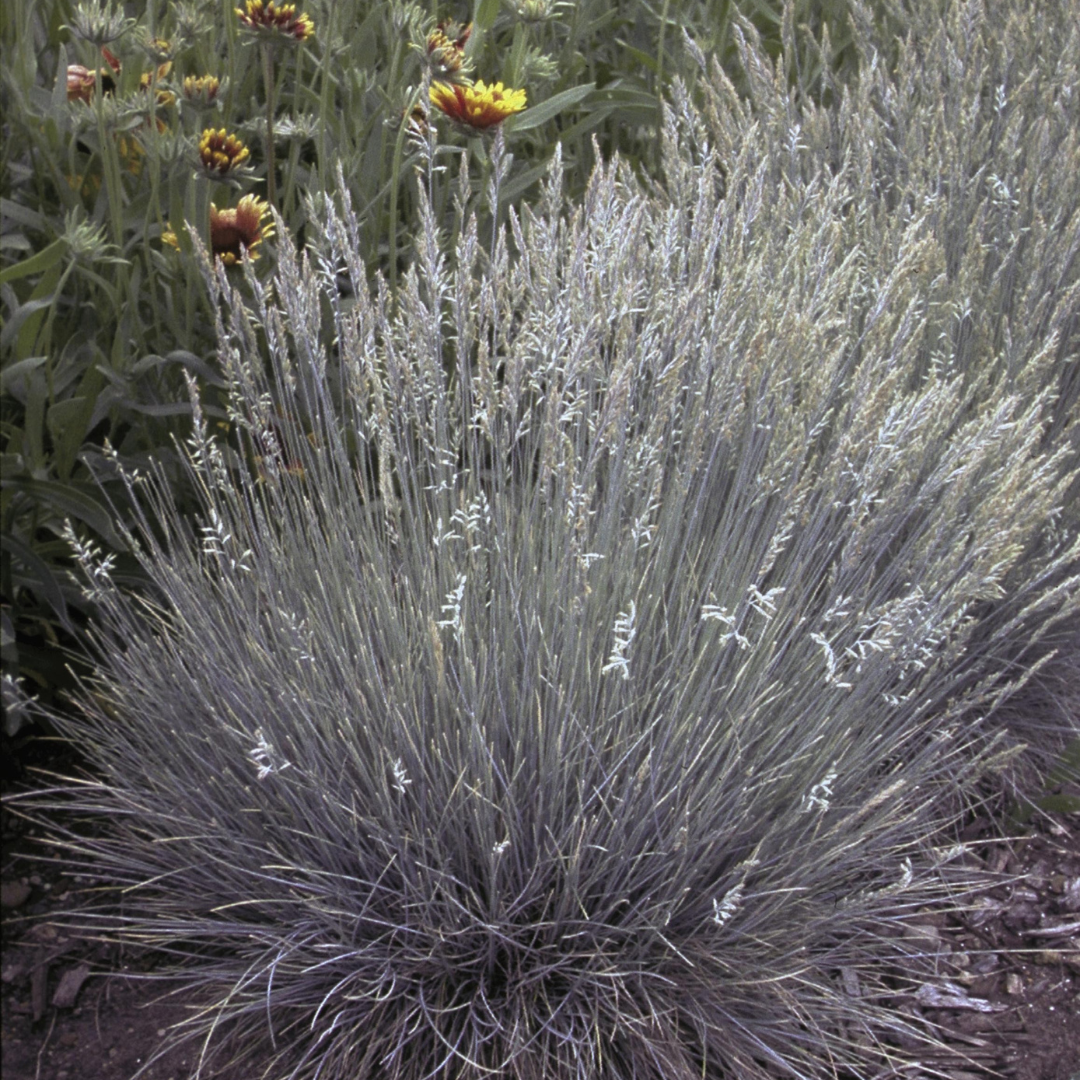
(261, 43, 277, 208)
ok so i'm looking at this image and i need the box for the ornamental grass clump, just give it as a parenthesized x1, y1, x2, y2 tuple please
(28, 1, 1079, 1077)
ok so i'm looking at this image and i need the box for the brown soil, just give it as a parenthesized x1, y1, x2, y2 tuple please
(3, 740, 1078, 1080)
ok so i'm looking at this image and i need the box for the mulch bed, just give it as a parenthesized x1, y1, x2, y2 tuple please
(3, 735, 1078, 1080)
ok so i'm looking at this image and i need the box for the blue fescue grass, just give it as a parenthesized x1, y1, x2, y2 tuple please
(11, 0, 1080, 1077)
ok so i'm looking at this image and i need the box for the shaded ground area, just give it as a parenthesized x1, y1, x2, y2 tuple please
(3, 737, 1078, 1080)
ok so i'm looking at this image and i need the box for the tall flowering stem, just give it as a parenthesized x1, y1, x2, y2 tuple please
(235, 2, 315, 210)
(261, 42, 277, 208)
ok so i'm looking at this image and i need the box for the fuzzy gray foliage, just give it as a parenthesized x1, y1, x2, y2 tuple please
(35, 1, 1079, 1078)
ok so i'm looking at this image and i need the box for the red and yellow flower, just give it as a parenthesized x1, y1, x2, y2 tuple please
(429, 80, 526, 130)
(66, 64, 105, 104)
(65, 47, 172, 105)
(425, 21, 472, 82)
(163, 196, 273, 264)
(183, 74, 221, 107)
(198, 128, 251, 178)
(210, 195, 274, 265)
(235, 1, 314, 42)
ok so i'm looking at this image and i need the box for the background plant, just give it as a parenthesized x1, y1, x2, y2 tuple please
(19, 0, 1080, 1076)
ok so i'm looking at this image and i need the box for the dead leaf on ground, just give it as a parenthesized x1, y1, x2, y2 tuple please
(52, 962, 93, 1009)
